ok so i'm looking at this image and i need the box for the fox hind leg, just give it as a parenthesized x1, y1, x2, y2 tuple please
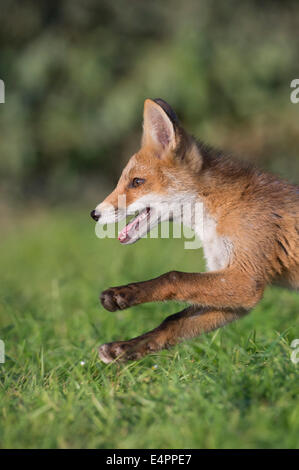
(98, 306, 245, 363)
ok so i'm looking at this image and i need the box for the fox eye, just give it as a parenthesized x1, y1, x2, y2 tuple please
(131, 177, 145, 188)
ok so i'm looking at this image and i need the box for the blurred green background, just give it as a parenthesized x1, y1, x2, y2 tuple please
(0, 1, 299, 449)
(0, 0, 298, 206)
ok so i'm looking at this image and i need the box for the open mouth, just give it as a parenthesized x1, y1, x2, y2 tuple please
(118, 207, 152, 244)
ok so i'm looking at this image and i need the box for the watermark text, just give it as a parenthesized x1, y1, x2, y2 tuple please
(290, 79, 299, 104)
(0, 339, 5, 363)
(0, 79, 5, 103)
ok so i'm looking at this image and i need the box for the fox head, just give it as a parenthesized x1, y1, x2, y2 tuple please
(91, 98, 203, 244)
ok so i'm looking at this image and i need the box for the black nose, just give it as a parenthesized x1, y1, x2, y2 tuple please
(90, 209, 100, 221)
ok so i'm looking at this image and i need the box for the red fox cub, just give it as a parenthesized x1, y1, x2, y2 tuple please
(91, 98, 299, 363)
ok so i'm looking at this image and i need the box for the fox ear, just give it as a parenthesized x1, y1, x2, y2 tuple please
(142, 99, 178, 153)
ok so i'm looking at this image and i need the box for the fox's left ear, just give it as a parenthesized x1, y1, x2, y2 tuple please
(142, 98, 178, 153)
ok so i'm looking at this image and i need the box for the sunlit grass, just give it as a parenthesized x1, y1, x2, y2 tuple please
(0, 208, 298, 448)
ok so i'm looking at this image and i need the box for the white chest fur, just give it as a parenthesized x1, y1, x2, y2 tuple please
(194, 206, 233, 272)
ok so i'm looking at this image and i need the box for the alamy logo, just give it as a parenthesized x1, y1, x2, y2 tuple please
(95, 196, 204, 250)
(290, 79, 299, 104)
(290, 339, 299, 365)
(0, 79, 5, 103)
(0, 340, 5, 363)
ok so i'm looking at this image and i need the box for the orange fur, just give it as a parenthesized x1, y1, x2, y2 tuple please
(92, 98, 299, 363)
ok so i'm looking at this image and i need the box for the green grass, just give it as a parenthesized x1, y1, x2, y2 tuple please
(0, 208, 298, 449)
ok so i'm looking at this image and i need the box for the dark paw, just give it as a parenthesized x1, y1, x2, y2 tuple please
(98, 338, 161, 364)
(100, 285, 138, 312)
(98, 341, 140, 363)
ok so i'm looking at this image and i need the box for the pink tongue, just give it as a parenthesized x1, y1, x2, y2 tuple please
(118, 215, 140, 242)
(118, 208, 150, 243)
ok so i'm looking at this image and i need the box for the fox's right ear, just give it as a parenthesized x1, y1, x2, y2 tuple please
(142, 99, 178, 154)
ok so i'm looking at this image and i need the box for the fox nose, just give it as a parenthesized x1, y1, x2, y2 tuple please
(90, 209, 100, 222)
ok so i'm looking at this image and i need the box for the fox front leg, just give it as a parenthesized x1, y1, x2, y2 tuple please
(100, 272, 181, 311)
(100, 269, 264, 312)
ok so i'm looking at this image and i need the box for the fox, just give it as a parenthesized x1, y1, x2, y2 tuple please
(91, 98, 299, 364)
